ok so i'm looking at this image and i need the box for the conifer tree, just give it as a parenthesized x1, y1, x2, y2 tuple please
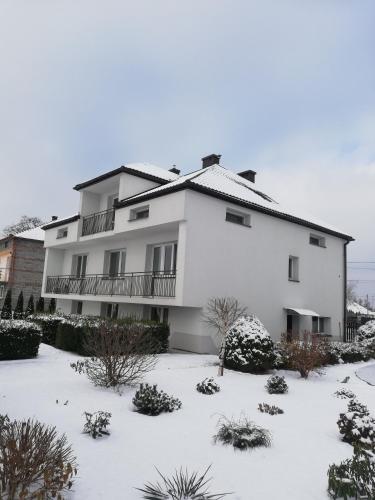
(36, 296, 45, 313)
(48, 297, 56, 314)
(1, 289, 12, 319)
(25, 294, 35, 316)
(13, 291, 24, 319)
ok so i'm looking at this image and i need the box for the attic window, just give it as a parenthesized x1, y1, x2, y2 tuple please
(129, 206, 150, 221)
(225, 209, 251, 227)
(309, 234, 326, 248)
(57, 227, 68, 239)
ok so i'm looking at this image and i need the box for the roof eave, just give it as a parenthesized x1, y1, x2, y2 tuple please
(42, 215, 80, 230)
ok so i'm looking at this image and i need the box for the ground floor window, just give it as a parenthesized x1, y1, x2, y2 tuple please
(72, 300, 83, 315)
(106, 303, 119, 319)
(312, 316, 328, 334)
(150, 307, 169, 324)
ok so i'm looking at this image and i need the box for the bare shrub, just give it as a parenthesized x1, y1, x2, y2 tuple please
(77, 321, 157, 388)
(281, 332, 328, 379)
(83, 411, 111, 439)
(0, 416, 77, 499)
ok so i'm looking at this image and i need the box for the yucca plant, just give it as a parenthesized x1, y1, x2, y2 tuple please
(136, 465, 230, 499)
(214, 415, 271, 450)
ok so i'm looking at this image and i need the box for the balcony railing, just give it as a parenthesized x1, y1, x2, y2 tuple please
(81, 209, 115, 236)
(45, 271, 176, 298)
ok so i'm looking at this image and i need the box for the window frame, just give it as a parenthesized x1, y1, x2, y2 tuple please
(309, 234, 326, 248)
(225, 208, 251, 227)
(129, 205, 150, 221)
(288, 255, 299, 282)
(56, 227, 68, 239)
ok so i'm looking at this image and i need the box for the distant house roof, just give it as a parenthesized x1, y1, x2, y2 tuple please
(73, 163, 179, 191)
(117, 164, 354, 241)
(0, 225, 45, 244)
(347, 300, 375, 316)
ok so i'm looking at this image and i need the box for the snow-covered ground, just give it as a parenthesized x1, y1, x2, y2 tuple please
(356, 364, 375, 386)
(0, 344, 374, 500)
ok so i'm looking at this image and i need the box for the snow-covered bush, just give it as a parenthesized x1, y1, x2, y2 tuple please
(337, 399, 375, 450)
(83, 411, 111, 439)
(258, 403, 284, 415)
(0, 319, 41, 360)
(327, 448, 375, 499)
(196, 377, 220, 395)
(273, 342, 290, 369)
(224, 315, 275, 373)
(214, 415, 271, 450)
(356, 320, 375, 342)
(133, 384, 182, 416)
(137, 465, 229, 499)
(0, 415, 77, 498)
(265, 374, 288, 394)
(334, 388, 356, 400)
(281, 333, 328, 378)
(29, 313, 65, 345)
(327, 342, 371, 364)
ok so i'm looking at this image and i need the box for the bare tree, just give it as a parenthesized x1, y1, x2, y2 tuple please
(347, 282, 358, 303)
(3, 215, 44, 236)
(73, 321, 157, 388)
(204, 297, 247, 376)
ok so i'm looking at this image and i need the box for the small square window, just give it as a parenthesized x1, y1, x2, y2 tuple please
(288, 256, 299, 281)
(57, 227, 68, 239)
(309, 234, 326, 247)
(129, 206, 149, 221)
(225, 209, 250, 227)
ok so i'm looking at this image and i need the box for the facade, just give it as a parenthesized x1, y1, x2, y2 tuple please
(42, 155, 353, 353)
(0, 227, 45, 308)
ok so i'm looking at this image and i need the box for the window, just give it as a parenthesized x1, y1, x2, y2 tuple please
(72, 301, 83, 315)
(288, 256, 299, 281)
(57, 227, 68, 239)
(312, 316, 326, 334)
(106, 303, 119, 319)
(309, 234, 326, 248)
(73, 255, 87, 278)
(151, 307, 169, 324)
(225, 209, 250, 227)
(107, 193, 119, 209)
(152, 243, 177, 274)
(0, 285, 5, 299)
(129, 205, 149, 221)
(106, 249, 126, 277)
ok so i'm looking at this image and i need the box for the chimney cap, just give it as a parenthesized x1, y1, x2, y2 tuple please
(201, 153, 221, 169)
(169, 166, 180, 175)
(51, 216, 58, 221)
(238, 169, 257, 183)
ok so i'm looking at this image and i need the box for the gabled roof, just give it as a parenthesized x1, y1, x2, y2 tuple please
(73, 163, 179, 191)
(117, 164, 354, 241)
(0, 225, 45, 243)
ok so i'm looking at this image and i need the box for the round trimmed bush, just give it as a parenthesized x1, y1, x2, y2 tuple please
(225, 315, 276, 373)
(133, 383, 182, 416)
(0, 320, 42, 360)
(357, 320, 375, 342)
(266, 375, 288, 394)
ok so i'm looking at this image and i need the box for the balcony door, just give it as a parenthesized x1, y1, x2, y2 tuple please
(152, 243, 177, 274)
(108, 250, 126, 277)
(75, 255, 87, 278)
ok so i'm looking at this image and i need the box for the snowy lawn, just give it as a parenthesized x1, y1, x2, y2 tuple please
(0, 344, 374, 500)
(356, 363, 375, 386)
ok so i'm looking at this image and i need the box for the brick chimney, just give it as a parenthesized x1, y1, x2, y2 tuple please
(169, 166, 180, 175)
(238, 169, 256, 183)
(202, 153, 221, 169)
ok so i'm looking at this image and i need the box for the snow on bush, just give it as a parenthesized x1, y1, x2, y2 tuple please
(28, 313, 65, 345)
(337, 399, 375, 450)
(356, 320, 375, 342)
(224, 315, 275, 373)
(196, 377, 220, 395)
(327, 342, 371, 364)
(265, 375, 288, 394)
(334, 388, 356, 400)
(258, 403, 284, 415)
(327, 448, 375, 499)
(137, 465, 229, 500)
(214, 415, 271, 450)
(133, 384, 182, 416)
(83, 411, 111, 439)
(0, 319, 42, 360)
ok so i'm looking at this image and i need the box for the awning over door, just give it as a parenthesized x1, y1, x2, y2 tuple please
(285, 307, 320, 316)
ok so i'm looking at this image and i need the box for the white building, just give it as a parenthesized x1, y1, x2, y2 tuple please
(42, 154, 353, 353)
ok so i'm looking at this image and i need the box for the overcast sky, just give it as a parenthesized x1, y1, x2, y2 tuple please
(1, 1, 374, 300)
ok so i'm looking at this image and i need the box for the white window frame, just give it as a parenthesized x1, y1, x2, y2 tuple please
(225, 208, 251, 227)
(309, 234, 326, 248)
(288, 255, 299, 282)
(152, 242, 177, 274)
(106, 249, 126, 277)
(57, 227, 68, 239)
(72, 254, 88, 278)
(312, 316, 327, 334)
(150, 306, 169, 324)
(129, 205, 150, 221)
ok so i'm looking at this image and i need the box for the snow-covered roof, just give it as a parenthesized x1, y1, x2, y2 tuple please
(42, 214, 80, 230)
(123, 163, 179, 182)
(15, 226, 45, 241)
(347, 300, 375, 316)
(285, 307, 320, 316)
(119, 164, 353, 240)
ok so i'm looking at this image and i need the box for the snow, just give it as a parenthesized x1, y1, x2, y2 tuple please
(356, 364, 375, 386)
(0, 344, 374, 500)
(347, 301, 375, 316)
(122, 164, 351, 237)
(15, 225, 45, 241)
(124, 162, 180, 182)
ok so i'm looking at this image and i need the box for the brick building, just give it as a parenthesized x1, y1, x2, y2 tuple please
(0, 227, 45, 308)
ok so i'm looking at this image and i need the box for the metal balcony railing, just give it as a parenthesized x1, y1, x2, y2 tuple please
(81, 208, 115, 236)
(45, 271, 176, 298)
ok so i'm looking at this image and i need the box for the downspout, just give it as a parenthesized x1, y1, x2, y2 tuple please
(343, 240, 350, 341)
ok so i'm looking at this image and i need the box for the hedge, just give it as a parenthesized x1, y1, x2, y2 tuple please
(0, 320, 42, 360)
(28, 314, 65, 345)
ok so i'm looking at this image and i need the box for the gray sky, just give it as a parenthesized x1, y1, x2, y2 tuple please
(1, 1, 374, 300)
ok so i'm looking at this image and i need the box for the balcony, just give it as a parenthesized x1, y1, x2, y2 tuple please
(81, 209, 115, 237)
(45, 271, 176, 298)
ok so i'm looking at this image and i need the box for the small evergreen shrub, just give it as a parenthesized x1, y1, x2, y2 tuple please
(327, 447, 375, 499)
(327, 342, 371, 364)
(48, 297, 56, 314)
(137, 465, 229, 500)
(133, 384, 182, 416)
(214, 415, 271, 450)
(224, 315, 275, 373)
(0, 290, 12, 319)
(29, 313, 65, 345)
(0, 415, 77, 498)
(13, 291, 24, 319)
(265, 374, 288, 394)
(337, 399, 375, 450)
(356, 320, 375, 342)
(83, 411, 111, 439)
(36, 296, 45, 313)
(258, 403, 284, 415)
(196, 377, 220, 395)
(334, 388, 356, 400)
(0, 320, 42, 360)
(25, 294, 35, 317)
